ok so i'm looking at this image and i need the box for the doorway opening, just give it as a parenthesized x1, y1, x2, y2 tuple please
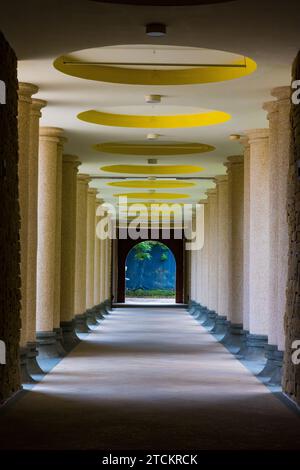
(125, 241, 176, 304)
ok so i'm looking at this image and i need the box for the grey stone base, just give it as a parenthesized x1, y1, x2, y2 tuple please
(268, 349, 284, 386)
(60, 320, 80, 351)
(19, 346, 36, 384)
(86, 308, 98, 327)
(36, 330, 65, 360)
(237, 333, 268, 361)
(93, 304, 105, 322)
(221, 323, 246, 354)
(201, 310, 217, 330)
(256, 344, 278, 381)
(53, 327, 67, 356)
(211, 316, 230, 341)
(196, 306, 209, 324)
(75, 313, 92, 333)
(26, 341, 45, 376)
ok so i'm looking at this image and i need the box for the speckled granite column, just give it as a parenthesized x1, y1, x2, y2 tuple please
(220, 157, 244, 351)
(85, 188, 98, 324)
(60, 155, 80, 350)
(215, 175, 229, 318)
(74, 175, 90, 331)
(18, 83, 38, 351)
(242, 129, 270, 365)
(25, 98, 47, 376)
(272, 87, 291, 353)
(238, 137, 250, 333)
(36, 127, 65, 360)
(200, 199, 209, 309)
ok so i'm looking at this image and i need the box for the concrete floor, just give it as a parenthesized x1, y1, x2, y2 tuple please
(0, 307, 299, 450)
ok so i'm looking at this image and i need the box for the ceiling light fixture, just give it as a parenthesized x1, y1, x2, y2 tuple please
(146, 23, 167, 37)
(145, 94, 162, 104)
(147, 133, 160, 140)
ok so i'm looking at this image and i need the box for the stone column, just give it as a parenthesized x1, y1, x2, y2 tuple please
(17, 83, 38, 351)
(240, 137, 250, 332)
(243, 129, 270, 363)
(25, 98, 47, 376)
(59, 155, 80, 350)
(221, 157, 245, 351)
(199, 199, 209, 309)
(53, 136, 65, 333)
(18, 83, 38, 383)
(215, 176, 229, 318)
(85, 188, 98, 323)
(99, 206, 107, 306)
(206, 188, 218, 313)
(74, 174, 90, 330)
(94, 198, 103, 309)
(271, 87, 291, 354)
(36, 127, 65, 360)
(262, 101, 279, 372)
(262, 86, 290, 385)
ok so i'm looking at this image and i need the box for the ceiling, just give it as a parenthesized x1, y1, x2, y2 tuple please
(1, 0, 299, 219)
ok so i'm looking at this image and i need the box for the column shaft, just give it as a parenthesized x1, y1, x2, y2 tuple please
(215, 176, 229, 317)
(246, 129, 270, 335)
(86, 188, 97, 309)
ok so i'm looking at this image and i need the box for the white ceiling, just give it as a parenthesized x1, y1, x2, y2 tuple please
(1, 0, 299, 207)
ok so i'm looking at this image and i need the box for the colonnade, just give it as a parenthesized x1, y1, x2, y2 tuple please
(190, 85, 291, 386)
(17, 83, 112, 381)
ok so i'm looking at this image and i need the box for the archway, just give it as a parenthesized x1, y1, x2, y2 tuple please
(125, 241, 176, 304)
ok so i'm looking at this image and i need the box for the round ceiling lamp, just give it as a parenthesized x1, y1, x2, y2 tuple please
(100, 164, 204, 174)
(78, 109, 230, 128)
(113, 192, 190, 199)
(93, 142, 215, 155)
(107, 180, 195, 188)
(54, 46, 256, 86)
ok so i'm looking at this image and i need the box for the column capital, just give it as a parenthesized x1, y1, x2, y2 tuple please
(30, 98, 47, 117)
(88, 187, 98, 196)
(214, 174, 228, 184)
(225, 155, 244, 167)
(198, 198, 208, 204)
(239, 135, 250, 150)
(263, 100, 278, 118)
(77, 173, 91, 184)
(206, 188, 217, 197)
(63, 154, 81, 167)
(39, 126, 64, 143)
(271, 85, 291, 102)
(18, 82, 38, 103)
(244, 128, 269, 144)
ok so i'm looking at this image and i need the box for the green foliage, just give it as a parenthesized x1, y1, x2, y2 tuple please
(133, 240, 169, 262)
(126, 288, 175, 298)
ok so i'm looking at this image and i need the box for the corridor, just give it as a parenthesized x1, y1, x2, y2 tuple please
(0, 307, 299, 451)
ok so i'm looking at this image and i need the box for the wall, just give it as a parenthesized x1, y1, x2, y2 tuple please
(283, 51, 300, 405)
(0, 31, 21, 403)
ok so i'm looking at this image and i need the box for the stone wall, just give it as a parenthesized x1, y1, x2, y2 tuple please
(283, 51, 300, 405)
(0, 31, 21, 403)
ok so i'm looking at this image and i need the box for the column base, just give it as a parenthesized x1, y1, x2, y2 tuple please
(86, 308, 99, 327)
(201, 310, 217, 330)
(256, 344, 278, 381)
(93, 303, 105, 322)
(19, 346, 36, 384)
(189, 301, 198, 316)
(36, 330, 65, 360)
(221, 323, 246, 354)
(211, 316, 230, 341)
(75, 313, 92, 333)
(26, 341, 45, 376)
(196, 306, 209, 324)
(237, 333, 268, 374)
(268, 350, 284, 387)
(53, 327, 67, 356)
(60, 320, 80, 351)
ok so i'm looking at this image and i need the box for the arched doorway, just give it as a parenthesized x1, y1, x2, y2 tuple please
(125, 241, 176, 304)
